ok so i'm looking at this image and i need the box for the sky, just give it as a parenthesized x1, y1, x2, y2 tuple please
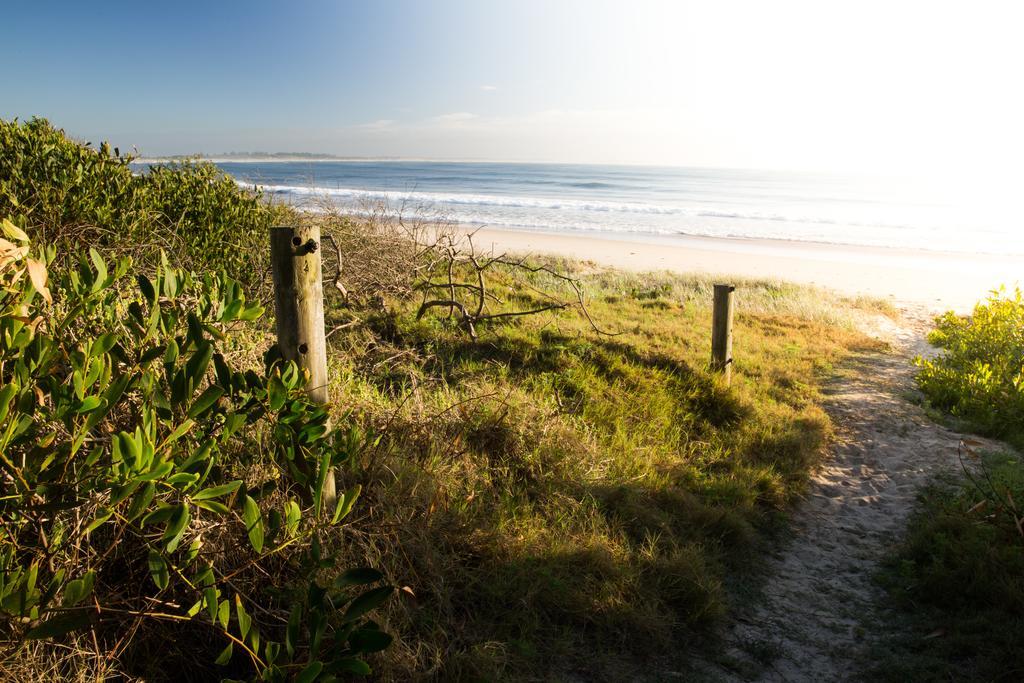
(3, 0, 1024, 176)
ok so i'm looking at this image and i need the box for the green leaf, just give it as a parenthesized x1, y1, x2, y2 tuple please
(89, 247, 107, 289)
(0, 382, 18, 424)
(286, 603, 302, 658)
(1, 217, 29, 242)
(126, 482, 156, 521)
(221, 298, 243, 322)
(193, 480, 241, 501)
(141, 504, 176, 527)
(342, 586, 393, 623)
(148, 550, 169, 590)
(267, 375, 287, 412)
(204, 587, 219, 622)
(185, 342, 214, 386)
(350, 627, 393, 654)
(159, 419, 194, 450)
(332, 485, 362, 525)
(242, 495, 264, 553)
(195, 500, 231, 515)
(61, 571, 96, 607)
(214, 641, 233, 665)
(186, 312, 205, 346)
(238, 303, 264, 321)
(285, 500, 301, 538)
(109, 479, 141, 506)
(327, 657, 372, 676)
(84, 508, 112, 534)
(213, 353, 232, 390)
(138, 273, 156, 303)
(25, 612, 91, 640)
(91, 332, 118, 357)
(163, 267, 177, 299)
(137, 461, 174, 481)
(332, 568, 383, 591)
(117, 432, 141, 470)
(139, 344, 165, 365)
(308, 607, 326, 656)
(218, 597, 231, 629)
(235, 595, 251, 641)
(296, 662, 323, 683)
(166, 472, 200, 488)
(163, 338, 179, 369)
(187, 385, 224, 418)
(76, 395, 103, 414)
(162, 504, 190, 553)
(264, 641, 280, 666)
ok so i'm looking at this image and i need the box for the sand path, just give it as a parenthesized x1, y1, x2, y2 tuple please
(703, 307, 1006, 681)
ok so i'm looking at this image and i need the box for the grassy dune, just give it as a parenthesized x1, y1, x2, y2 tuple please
(321, 263, 886, 679)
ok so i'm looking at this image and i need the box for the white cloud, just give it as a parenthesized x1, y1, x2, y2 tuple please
(429, 112, 478, 125)
(479, 85, 498, 91)
(357, 119, 396, 130)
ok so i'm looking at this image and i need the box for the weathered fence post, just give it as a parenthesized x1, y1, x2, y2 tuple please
(270, 225, 337, 510)
(711, 284, 735, 384)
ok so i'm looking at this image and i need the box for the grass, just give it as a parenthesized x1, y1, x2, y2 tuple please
(319, 261, 887, 680)
(866, 450, 1024, 682)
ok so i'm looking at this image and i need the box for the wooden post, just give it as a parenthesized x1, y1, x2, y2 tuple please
(270, 225, 336, 509)
(711, 284, 735, 384)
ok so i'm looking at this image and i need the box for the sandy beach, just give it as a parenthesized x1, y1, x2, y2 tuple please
(465, 227, 1021, 313)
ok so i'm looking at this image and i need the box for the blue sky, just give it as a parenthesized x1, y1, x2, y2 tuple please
(3, 1, 1024, 174)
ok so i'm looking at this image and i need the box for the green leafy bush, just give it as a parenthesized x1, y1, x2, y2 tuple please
(916, 287, 1024, 446)
(0, 117, 287, 290)
(0, 218, 390, 680)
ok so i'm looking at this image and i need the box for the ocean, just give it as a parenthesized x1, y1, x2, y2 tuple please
(152, 160, 1022, 255)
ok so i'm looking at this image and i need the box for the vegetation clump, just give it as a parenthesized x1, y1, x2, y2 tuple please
(916, 287, 1024, 448)
(0, 218, 391, 680)
(870, 448, 1024, 682)
(0, 117, 287, 291)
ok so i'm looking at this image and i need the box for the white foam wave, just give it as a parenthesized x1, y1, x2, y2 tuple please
(238, 181, 1024, 255)
(248, 182, 935, 230)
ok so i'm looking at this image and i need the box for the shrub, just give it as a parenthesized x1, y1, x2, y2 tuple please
(0, 117, 288, 291)
(0, 218, 390, 680)
(915, 287, 1024, 446)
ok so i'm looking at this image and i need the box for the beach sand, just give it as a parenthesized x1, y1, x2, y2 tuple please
(463, 227, 1021, 313)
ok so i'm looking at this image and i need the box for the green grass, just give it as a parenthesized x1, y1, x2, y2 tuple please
(321, 262, 886, 680)
(867, 451, 1024, 683)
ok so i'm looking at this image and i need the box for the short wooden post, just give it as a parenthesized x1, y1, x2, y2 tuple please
(711, 284, 735, 384)
(270, 225, 336, 509)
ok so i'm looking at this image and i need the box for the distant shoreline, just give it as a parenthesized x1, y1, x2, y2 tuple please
(133, 156, 415, 164)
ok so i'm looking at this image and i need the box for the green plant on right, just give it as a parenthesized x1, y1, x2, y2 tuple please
(915, 286, 1024, 447)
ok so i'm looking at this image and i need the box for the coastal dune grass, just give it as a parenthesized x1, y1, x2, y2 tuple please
(321, 259, 886, 679)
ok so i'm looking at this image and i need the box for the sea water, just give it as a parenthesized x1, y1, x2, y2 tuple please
(148, 160, 1023, 255)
